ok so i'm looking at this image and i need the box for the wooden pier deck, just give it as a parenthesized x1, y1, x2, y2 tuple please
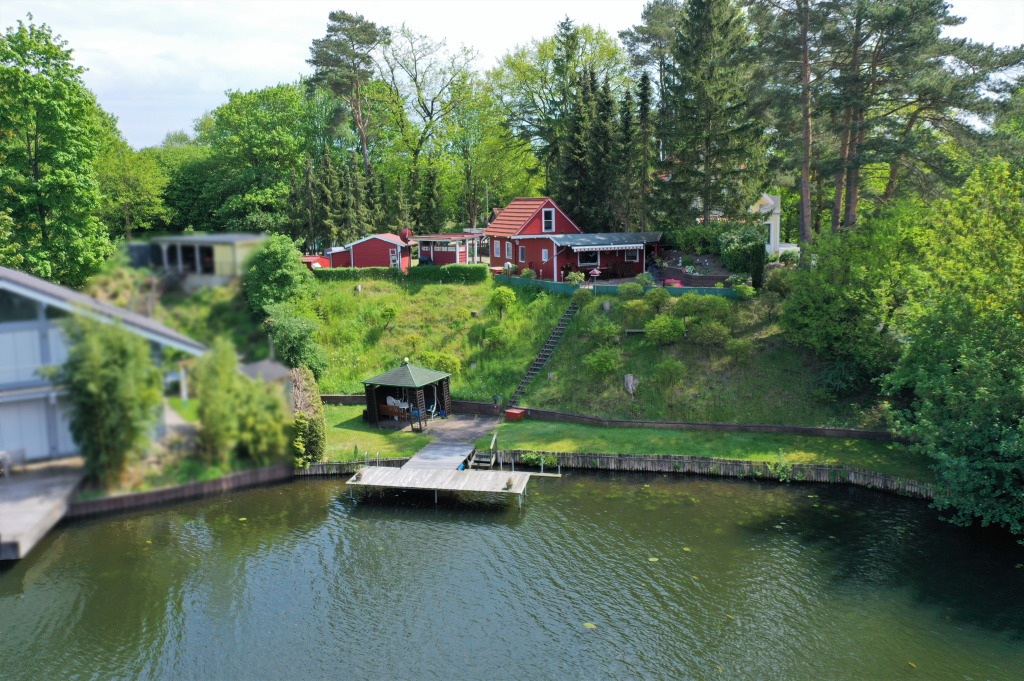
(348, 466, 531, 495)
(346, 441, 535, 498)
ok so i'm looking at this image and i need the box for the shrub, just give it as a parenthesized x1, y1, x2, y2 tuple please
(725, 337, 754, 362)
(645, 314, 684, 345)
(717, 224, 766, 272)
(489, 286, 516, 319)
(520, 268, 536, 279)
(691, 320, 730, 347)
(621, 299, 653, 328)
(571, 287, 594, 308)
(263, 302, 329, 380)
(48, 316, 163, 484)
(243, 234, 313, 319)
(635, 271, 656, 288)
(378, 303, 397, 330)
(732, 283, 756, 300)
(667, 223, 722, 255)
(420, 350, 461, 375)
(588, 316, 619, 345)
(672, 293, 733, 323)
(289, 367, 326, 469)
(779, 250, 800, 265)
(759, 290, 782, 323)
(582, 345, 621, 374)
(664, 278, 682, 287)
(644, 286, 672, 313)
(312, 264, 490, 285)
(651, 358, 686, 387)
(749, 242, 767, 288)
(618, 282, 644, 299)
(565, 271, 586, 285)
(764, 268, 793, 297)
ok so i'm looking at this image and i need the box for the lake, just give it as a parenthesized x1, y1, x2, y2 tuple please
(2, 473, 1022, 680)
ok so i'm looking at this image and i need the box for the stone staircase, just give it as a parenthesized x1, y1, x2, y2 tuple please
(508, 303, 580, 407)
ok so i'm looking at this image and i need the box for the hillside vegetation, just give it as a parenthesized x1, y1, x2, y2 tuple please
(313, 278, 568, 401)
(522, 290, 882, 428)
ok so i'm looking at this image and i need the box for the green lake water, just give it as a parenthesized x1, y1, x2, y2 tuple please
(1, 473, 1022, 680)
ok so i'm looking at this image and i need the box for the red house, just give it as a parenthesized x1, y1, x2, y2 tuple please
(324, 234, 413, 272)
(484, 198, 661, 282)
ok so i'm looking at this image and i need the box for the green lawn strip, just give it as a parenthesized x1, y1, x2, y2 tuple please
(479, 420, 935, 484)
(167, 397, 199, 423)
(324, 405, 432, 461)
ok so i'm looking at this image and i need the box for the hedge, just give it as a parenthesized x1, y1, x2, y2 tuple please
(313, 263, 489, 285)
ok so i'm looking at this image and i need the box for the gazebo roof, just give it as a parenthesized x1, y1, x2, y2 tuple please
(362, 361, 451, 388)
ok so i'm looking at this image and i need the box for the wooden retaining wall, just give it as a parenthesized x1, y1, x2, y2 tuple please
(65, 463, 295, 519)
(293, 457, 410, 476)
(499, 450, 934, 499)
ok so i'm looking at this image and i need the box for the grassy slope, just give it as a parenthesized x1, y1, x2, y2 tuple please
(481, 420, 934, 483)
(324, 405, 431, 460)
(523, 294, 883, 428)
(159, 281, 270, 362)
(314, 279, 568, 401)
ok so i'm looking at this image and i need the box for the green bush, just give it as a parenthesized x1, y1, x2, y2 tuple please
(618, 282, 644, 299)
(732, 284, 756, 300)
(289, 367, 326, 469)
(520, 268, 536, 279)
(717, 224, 766, 272)
(313, 263, 490, 285)
(243, 234, 313, 319)
(582, 345, 621, 374)
(652, 358, 686, 387)
(779, 250, 799, 265)
(420, 349, 461, 375)
(671, 293, 733, 323)
(726, 337, 754, 362)
(263, 302, 328, 379)
(645, 314, 685, 345)
(565, 271, 586, 285)
(644, 286, 672, 314)
(691, 320, 730, 347)
(48, 316, 163, 484)
(489, 286, 517, 319)
(621, 299, 653, 328)
(764, 268, 793, 297)
(588, 316, 619, 345)
(571, 287, 594, 308)
(667, 223, 722, 255)
(635, 272, 656, 288)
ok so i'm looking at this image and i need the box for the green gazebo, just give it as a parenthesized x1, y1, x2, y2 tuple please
(362, 360, 453, 432)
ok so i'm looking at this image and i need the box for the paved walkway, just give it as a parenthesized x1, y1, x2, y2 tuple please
(422, 414, 501, 443)
(0, 458, 84, 561)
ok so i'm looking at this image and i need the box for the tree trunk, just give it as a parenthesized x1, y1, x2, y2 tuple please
(798, 1, 813, 250)
(352, 80, 371, 177)
(883, 111, 920, 201)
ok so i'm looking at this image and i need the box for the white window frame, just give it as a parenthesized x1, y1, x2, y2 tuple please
(519, 245, 526, 263)
(624, 249, 640, 263)
(505, 241, 512, 260)
(542, 208, 555, 232)
(578, 250, 600, 267)
(541, 248, 549, 262)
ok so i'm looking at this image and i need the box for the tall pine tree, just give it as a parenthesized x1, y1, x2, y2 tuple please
(659, 0, 766, 226)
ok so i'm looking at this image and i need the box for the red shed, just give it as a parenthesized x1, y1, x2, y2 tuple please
(300, 254, 330, 271)
(414, 233, 484, 265)
(484, 197, 662, 282)
(327, 234, 413, 272)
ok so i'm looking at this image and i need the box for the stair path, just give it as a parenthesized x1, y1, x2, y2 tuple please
(508, 302, 580, 407)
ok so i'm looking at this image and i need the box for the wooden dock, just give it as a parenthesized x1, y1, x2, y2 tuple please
(346, 441, 538, 500)
(0, 461, 83, 561)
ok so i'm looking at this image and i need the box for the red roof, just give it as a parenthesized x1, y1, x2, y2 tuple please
(346, 233, 408, 248)
(414, 232, 483, 241)
(484, 198, 549, 238)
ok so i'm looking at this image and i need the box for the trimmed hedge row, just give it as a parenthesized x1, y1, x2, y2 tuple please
(313, 263, 490, 285)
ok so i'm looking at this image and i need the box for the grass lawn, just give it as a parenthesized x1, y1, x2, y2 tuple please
(480, 420, 935, 483)
(522, 293, 885, 428)
(324, 405, 432, 461)
(167, 396, 199, 423)
(314, 278, 567, 402)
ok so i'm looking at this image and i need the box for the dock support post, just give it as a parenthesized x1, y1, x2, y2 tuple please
(435, 489, 438, 506)
(518, 493, 522, 509)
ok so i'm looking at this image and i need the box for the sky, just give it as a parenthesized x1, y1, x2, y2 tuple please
(2, 0, 1022, 149)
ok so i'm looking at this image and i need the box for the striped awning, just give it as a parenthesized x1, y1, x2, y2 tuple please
(571, 244, 644, 252)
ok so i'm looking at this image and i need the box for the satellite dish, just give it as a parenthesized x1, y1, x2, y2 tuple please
(400, 228, 413, 243)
